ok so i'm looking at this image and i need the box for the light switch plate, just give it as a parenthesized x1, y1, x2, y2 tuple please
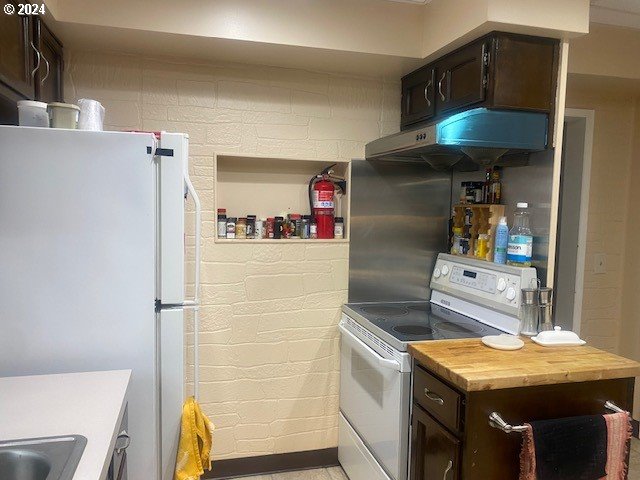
(594, 253, 606, 274)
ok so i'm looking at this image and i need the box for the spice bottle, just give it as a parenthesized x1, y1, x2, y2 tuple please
(255, 219, 264, 239)
(266, 217, 275, 239)
(489, 167, 502, 204)
(464, 207, 473, 227)
(451, 226, 464, 255)
(460, 236, 470, 255)
(274, 216, 283, 239)
(226, 217, 237, 239)
(282, 217, 293, 239)
(482, 168, 492, 204)
(289, 214, 302, 238)
(217, 208, 227, 239)
(472, 182, 484, 203)
(459, 184, 467, 204)
(236, 217, 247, 239)
(334, 217, 344, 239)
(310, 220, 318, 239)
(246, 215, 256, 239)
(301, 215, 311, 239)
(476, 233, 489, 259)
(461, 182, 474, 204)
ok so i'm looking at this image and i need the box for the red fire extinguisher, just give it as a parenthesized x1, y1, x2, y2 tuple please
(312, 175, 335, 239)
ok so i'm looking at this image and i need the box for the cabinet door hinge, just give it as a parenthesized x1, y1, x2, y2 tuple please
(483, 51, 490, 67)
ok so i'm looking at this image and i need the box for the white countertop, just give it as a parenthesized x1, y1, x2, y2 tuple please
(0, 370, 131, 480)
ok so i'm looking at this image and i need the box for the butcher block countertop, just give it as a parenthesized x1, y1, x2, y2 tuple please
(408, 338, 640, 392)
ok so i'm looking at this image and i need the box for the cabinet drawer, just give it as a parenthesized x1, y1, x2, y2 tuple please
(413, 365, 462, 433)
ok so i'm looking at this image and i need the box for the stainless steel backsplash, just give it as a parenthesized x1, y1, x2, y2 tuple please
(347, 159, 451, 303)
(501, 150, 554, 284)
(449, 150, 554, 283)
(347, 151, 555, 303)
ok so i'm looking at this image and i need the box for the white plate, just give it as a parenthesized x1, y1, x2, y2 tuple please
(481, 334, 524, 351)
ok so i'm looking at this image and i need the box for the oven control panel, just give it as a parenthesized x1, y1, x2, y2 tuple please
(449, 265, 497, 294)
(430, 253, 538, 314)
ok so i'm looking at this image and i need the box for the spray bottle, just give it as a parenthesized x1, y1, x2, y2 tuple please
(494, 216, 509, 264)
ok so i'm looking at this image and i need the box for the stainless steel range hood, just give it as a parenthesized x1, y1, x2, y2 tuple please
(365, 108, 548, 169)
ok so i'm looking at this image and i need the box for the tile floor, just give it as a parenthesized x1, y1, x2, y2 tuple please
(237, 466, 347, 480)
(235, 438, 640, 480)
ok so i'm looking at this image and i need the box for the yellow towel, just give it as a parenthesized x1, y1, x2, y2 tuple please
(174, 397, 214, 480)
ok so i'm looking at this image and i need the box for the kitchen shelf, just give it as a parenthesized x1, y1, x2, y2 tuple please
(214, 153, 351, 244)
(452, 203, 505, 261)
(453, 203, 504, 208)
(214, 238, 350, 244)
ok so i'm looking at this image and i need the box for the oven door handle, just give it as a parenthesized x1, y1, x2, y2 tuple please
(339, 324, 401, 372)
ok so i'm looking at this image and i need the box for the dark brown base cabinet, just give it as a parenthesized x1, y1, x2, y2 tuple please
(411, 405, 461, 480)
(0, 6, 63, 123)
(410, 362, 635, 479)
(107, 405, 129, 480)
(401, 32, 559, 131)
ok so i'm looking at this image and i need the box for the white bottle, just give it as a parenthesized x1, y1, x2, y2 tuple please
(507, 203, 533, 267)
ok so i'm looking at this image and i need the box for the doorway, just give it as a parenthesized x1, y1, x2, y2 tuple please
(554, 109, 594, 334)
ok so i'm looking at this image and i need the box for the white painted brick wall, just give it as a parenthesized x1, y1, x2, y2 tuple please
(65, 49, 400, 460)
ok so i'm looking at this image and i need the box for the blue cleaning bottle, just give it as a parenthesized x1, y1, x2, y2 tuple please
(493, 216, 509, 264)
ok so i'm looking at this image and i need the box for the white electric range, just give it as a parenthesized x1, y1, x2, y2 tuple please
(338, 253, 537, 480)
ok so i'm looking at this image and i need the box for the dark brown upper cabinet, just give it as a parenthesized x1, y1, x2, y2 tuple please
(33, 18, 64, 103)
(401, 32, 558, 131)
(0, 2, 36, 102)
(434, 39, 487, 116)
(401, 66, 435, 128)
(486, 33, 557, 113)
(0, 11, 63, 123)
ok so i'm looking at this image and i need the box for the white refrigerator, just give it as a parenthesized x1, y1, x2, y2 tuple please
(0, 126, 201, 480)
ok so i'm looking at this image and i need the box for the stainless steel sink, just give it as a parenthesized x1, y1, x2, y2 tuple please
(0, 435, 87, 480)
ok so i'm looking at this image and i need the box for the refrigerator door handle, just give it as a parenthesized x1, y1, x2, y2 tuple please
(183, 169, 201, 400)
(183, 167, 201, 307)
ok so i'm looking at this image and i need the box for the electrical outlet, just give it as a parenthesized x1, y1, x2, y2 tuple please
(594, 253, 606, 274)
